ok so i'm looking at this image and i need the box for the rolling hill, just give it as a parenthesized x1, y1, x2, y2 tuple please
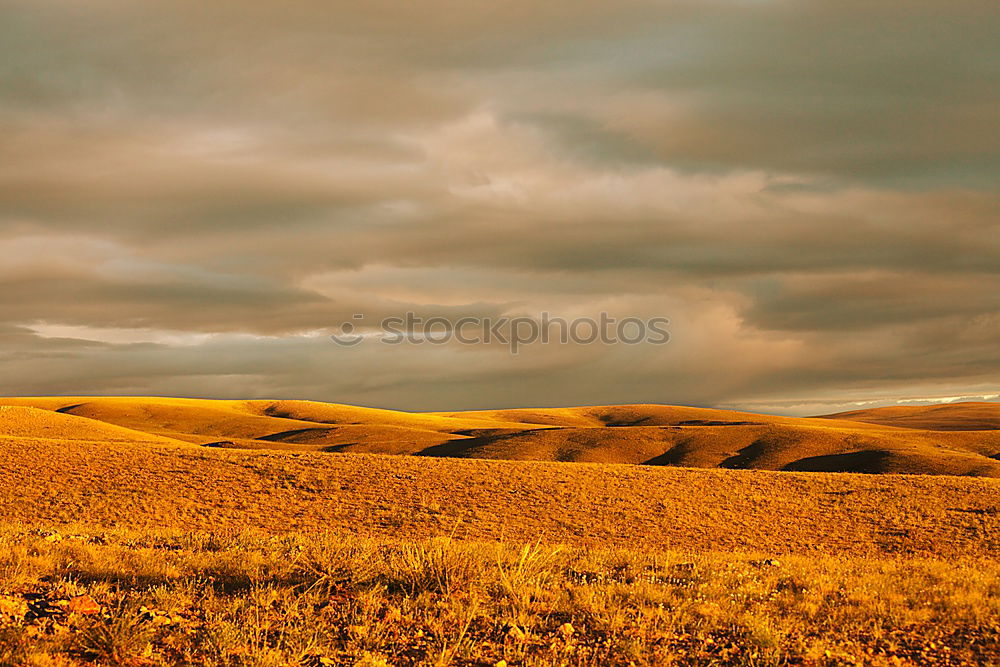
(0, 404, 187, 446)
(822, 401, 1000, 431)
(1, 397, 999, 476)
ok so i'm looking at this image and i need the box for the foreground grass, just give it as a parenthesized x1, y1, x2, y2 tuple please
(0, 527, 997, 666)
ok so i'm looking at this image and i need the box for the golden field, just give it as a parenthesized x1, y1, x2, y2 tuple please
(0, 397, 999, 665)
(1, 528, 998, 667)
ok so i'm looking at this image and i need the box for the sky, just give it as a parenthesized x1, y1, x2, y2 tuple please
(1, 0, 998, 415)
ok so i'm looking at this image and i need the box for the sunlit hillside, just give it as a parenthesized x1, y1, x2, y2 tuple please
(2, 397, 999, 476)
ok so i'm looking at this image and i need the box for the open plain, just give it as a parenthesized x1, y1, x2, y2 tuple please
(1, 397, 999, 665)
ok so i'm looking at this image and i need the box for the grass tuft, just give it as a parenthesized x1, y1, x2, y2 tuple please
(390, 538, 481, 596)
(75, 603, 152, 665)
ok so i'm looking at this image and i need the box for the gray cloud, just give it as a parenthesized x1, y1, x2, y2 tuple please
(0, 0, 998, 414)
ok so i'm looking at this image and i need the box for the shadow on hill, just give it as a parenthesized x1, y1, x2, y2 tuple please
(414, 439, 480, 458)
(719, 440, 771, 469)
(449, 427, 542, 438)
(676, 420, 764, 427)
(416, 429, 553, 458)
(258, 427, 332, 442)
(599, 414, 653, 427)
(321, 443, 357, 453)
(644, 442, 695, 466)
(261, 403, 297, 420)
(783, 451, 891, 474)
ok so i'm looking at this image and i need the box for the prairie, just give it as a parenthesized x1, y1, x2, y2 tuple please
(1, 397, 999, 665)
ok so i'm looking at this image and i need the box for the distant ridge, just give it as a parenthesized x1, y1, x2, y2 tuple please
(821, 401, 1000, 431)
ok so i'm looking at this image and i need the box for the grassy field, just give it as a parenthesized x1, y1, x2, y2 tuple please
(1, 397, 999, 664)
(1, 527, 998, 667)
(1, 435, 999, 558)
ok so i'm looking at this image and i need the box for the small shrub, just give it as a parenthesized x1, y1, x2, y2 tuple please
(75, 604, 152, 665)
(390, 538, 480, 596)
(295, 538, 379, 591)
(495, 541, 562, 606)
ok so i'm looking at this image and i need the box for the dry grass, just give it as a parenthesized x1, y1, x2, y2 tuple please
(1, 434, 998, 558)
(0, 527, 998, 666)
(1, 397, 999, 663)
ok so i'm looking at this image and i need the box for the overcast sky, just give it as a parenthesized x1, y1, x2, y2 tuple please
(1, 0, 998, 415)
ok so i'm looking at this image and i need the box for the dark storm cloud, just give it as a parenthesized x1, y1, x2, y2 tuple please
(616, 2, 1000, 186)
(740, 272, 1000, 332)
(0, 0, 998, 413)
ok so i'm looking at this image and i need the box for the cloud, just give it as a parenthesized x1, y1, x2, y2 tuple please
(0, 0, 997, 412)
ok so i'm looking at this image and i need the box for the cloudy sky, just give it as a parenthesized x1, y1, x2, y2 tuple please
(1, 0, 998, 415)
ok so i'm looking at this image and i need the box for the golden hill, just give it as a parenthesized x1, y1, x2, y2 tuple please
(0, 405, 186, 446)
(822, 401, 1000, 431)
(1, 396, 999, 476)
